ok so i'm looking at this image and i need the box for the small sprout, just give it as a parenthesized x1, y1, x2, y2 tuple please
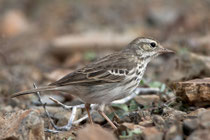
(112, 104, 129, 112)
(84, 51, 96, 61)
(129, 100, 138, 111)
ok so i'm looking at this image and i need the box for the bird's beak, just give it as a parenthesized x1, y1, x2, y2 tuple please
(158, 45, 174, 54)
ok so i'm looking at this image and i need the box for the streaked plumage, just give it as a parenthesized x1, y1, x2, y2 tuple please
(11, 37, 173, 129)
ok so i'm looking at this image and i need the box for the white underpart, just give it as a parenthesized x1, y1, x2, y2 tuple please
(101, 60, 149, 103)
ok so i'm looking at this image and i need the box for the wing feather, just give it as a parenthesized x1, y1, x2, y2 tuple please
(49, 52, 136, 86)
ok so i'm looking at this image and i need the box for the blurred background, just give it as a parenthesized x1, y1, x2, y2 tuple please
(0, 0, 210, 139)
(1, 0, 209, 93)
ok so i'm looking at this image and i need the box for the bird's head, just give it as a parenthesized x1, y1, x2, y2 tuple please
(126, 37, 173, 60)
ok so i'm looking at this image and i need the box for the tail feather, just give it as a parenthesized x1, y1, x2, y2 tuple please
(11, 86, 59, 98)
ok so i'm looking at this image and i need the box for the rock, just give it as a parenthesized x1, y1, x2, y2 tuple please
(187, 129, 210, 140)
(165, 125, 183, 140)
(0, 10, 30, 37)
(36, 106, 81, 127)
(122, 122, 145, 130)
(152, 115, 165, 130)
(199, 110, 210, 129)
(77, 124, 117, 140)
(122, 111, 142, 124)
(142, 127, 163, 140)
(172, 78, 210, 106)
(157, 52, 210, 83)
(187, 35, 210, 55)
(139, 120, 153, 127)
(53, 110, 72, 126)
(163, 107, 186, 121)
(187, 108, 207, 117)
(0, 109, 45, 140)
(134, 95, 160, 106)
(92, 111, 105, 123)
(183, 119, 199, 136)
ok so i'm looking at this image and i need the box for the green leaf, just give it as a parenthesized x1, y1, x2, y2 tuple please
(112, 104, 129, 112)
(160, 84, 166, 92)
(107, 112, 115, 120)
(84, 51, 96, 61)
(119, 130, 132, 139)
(119, 128, 142, 139)
(131, 128, 142, 134)
(129, 100, 138, 111)
(149, 81, 162, 88)
(140, 79, 145, 86)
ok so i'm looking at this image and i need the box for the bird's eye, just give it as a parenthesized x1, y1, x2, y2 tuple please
(150, 42, 156, 48)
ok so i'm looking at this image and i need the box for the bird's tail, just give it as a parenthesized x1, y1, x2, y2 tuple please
(11, 86, 60, 98)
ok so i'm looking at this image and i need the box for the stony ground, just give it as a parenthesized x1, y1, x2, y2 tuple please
(0, 0, 210, 140)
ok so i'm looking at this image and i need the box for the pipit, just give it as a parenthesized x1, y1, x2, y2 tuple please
(11, 37, 173, 130)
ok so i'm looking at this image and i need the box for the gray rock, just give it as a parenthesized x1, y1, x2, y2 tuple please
(152, 115, 165, 130)
(199, 110, 210, 129)
(183, 119, 199, 136)
(187, 129, 210, 140)
(165, 125, 183, 140)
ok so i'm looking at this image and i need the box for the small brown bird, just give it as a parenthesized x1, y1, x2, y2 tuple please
(11, 37, 173, 129)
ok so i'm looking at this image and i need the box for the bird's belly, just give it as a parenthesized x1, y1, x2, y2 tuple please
(77, 65, 146, 104)
(80, 80, 139, 104)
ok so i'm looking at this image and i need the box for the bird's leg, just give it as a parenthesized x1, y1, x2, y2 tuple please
(98, 104, 117, 130)
(85, 103, 93, 124)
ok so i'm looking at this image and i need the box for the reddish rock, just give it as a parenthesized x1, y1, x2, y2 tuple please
(77, 124, 117, 140)
(172, 78, 210, 106)
(142, 127, 163, 140)
(187, 129, 210, 140)
(0, 109, 45, 140)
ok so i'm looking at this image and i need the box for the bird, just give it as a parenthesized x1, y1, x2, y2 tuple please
(11, 37, 173, 130)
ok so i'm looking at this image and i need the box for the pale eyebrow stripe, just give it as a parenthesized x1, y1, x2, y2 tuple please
(139, 38, 156, 44)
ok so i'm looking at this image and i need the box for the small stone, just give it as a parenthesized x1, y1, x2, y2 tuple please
(183, 119, 199, 136)
(135, 95, 160, 106)
(152, 115, 165, 130)
(53, 110, 71, 126)
(92, 112, 105, 123)
(199, 110, 210, 129)
(187, 108, 206, 117)
(163, 107, 186, 121)
(139, 120, 153, 127)
(187, 129, 210, 140)
(142, 127, 163, 140)
(122, 122, 145, 130)
(165, 125, 183, 140)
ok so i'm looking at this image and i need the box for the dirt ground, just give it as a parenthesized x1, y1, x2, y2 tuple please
(0, 0, 210, 140)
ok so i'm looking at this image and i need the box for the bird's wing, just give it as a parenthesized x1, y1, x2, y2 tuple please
(49, 52, 136, 86)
